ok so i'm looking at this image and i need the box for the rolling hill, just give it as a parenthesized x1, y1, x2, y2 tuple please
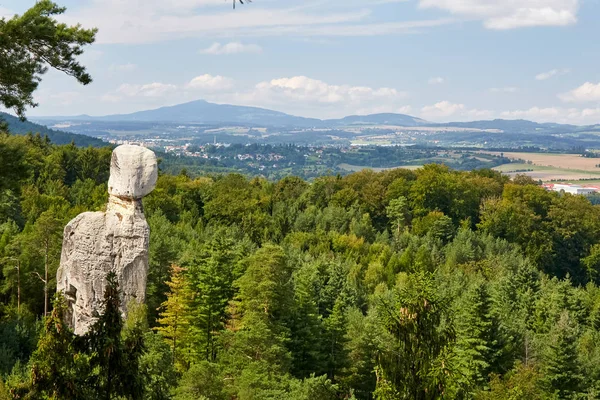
(1, 112, 106, 147)
(327, 113, 427, 127)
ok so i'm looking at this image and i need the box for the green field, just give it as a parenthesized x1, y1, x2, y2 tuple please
(337, 163, 423, 172)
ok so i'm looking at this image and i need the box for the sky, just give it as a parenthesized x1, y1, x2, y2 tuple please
(2, 0, 600, 124)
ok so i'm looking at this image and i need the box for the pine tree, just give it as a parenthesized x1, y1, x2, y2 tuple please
(30, 210, 62, 317)
(322, 298, 349, 381)
(155, 264, 194, 371)
(454, 280, 497, 394)
(221, 245, 293, 398)
(184, 233, 248, 363)
(29, 294, 87, 399)
(287, 259, 326, 378)
(86, 272, 145, 400)
(386, 197, 410, 236)
(374, 271, 455, 400)
(0, 1, 97, 118)
(541, 311, 583, 398)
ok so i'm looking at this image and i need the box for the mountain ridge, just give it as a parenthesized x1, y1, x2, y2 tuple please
(32, 99, 428, 128)
(30, 99, 594, 131)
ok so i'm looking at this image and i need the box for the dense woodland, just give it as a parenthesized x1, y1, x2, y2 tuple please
(4, 129, 600, 399)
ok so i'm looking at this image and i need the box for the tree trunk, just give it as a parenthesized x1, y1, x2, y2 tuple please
(17, 260, 20, 314)
(44, 240, 49, 317)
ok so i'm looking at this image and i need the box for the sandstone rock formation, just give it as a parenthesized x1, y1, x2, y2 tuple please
(57, 145, 158, 335)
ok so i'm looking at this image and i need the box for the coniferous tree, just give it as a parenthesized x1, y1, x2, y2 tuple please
(322, 298, 349, 381)
(155, 265, 194, 371)
(86, 272, 145, 400)
(221, 245, 293, 398)
(454, 280, 497, 395)
(0, 1, 97, 118)
(386, 197, 410, 236)
(28, 294, 86, 400)
(541, 311, 583, 398)
(374, 271, 455, 400)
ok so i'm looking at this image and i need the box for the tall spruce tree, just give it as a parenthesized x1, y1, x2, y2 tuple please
(374, 271, 455, 400)
(28, 294, 86, 399)
(454, 280, 498, 394)
(86, 272, 145, 400)
(541, 311, 583, 398)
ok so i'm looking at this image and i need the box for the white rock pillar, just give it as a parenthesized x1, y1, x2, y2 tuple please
(57, 145, 158, 335)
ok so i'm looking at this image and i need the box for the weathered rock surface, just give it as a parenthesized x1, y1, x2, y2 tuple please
(108, 144, 158, 199)
(57, 145, 157, 335)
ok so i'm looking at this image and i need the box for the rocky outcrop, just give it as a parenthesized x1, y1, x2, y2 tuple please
(57, 145, 157, 335)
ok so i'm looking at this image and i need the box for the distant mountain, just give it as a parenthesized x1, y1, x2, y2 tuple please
(327, 113, 428, 127)
(34, 100, 431, 128)
(1, 112, 106, 147)
(37, 100, 324, 127)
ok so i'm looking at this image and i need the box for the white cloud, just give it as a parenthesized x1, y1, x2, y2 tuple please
(109, 63, 138, 72)
(559, 82, 600, 103)
(428, 77, 444, 85)
(61, 1, 451, 44)
(418, 102, 600, 124)
(116, 82, 178, 97)
(200, 42, 262, 55)
(419, 0, 579, 29)
(420, 100, 492, 120)
(421, 101, 465, 118)
(187, 74, 234, 91)
(490, 87, 518, 93)
(204, 75, 409, 118)
(500, 107, 562, 120)
(254, 76, 404, 104)
(535, 68, 570, 80)
(98, 75, 408, 118)
(500, 107, 600, 124)
(0, 7, 13, 19)
(102, 75, 234, 104)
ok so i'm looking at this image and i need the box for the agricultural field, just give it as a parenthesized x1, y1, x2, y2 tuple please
(487, 152, 600, 181)
(485, 152, 600, 170)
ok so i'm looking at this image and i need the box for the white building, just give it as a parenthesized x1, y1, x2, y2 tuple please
(552, 184, 598, 195)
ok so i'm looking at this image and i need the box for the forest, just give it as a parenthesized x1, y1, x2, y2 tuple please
(159, 144, 509, 181)
(2, 128, 600, 399)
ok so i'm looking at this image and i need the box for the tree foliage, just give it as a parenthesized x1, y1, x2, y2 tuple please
(4, 130, 600, 398)
(0, 1, 96, 119)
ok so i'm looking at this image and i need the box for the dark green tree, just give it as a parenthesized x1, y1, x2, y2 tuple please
(85, 272, 145, 400)
(28, 294, 86, 399)
(374, 272, 456, 400)
(0, 1, 97, 118)
(540, 311, 583, 398)
(454, 280, 498, 394)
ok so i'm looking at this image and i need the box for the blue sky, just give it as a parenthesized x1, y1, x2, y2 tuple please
(2, 0, 600, 123)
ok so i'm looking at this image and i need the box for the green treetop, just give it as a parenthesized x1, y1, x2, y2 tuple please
(0, 1, 97, 119)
